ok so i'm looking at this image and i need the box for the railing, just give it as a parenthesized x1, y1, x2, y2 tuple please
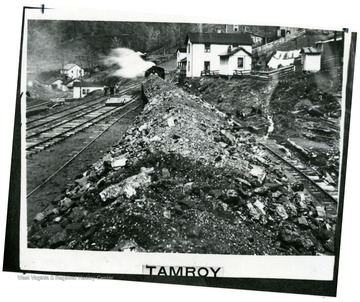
(233, 69, 251, 76)
(251, 65, 295, 81)
(201, 70, 220, 77)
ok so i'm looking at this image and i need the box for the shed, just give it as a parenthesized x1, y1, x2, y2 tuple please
(301, 47, 322, 72)
(73, 81, 105, 99)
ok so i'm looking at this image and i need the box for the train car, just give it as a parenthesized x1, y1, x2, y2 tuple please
(145, 66, 165, 79)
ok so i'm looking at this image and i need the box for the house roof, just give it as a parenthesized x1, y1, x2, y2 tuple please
(37, 77, 62, 85)
(180, 57, 187, 63)
(219, 47, 253, 58)
(63, 63, 81, 70)
(73, 81, 105, 88)
(177, 47, 187, 53)
(301, 47, 321, 54)
(185, 32, 253, 46)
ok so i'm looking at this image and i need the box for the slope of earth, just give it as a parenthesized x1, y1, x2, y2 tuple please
(183, 77, 271, 135)
(29, 75, 336, 255)
(268, 69, 342, 181)
(183, 67, 342, 182)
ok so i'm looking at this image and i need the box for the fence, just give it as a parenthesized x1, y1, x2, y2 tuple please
(201, 70, 220, 77)
(251, 65, 295, 81)
(233, 69, 251, 76)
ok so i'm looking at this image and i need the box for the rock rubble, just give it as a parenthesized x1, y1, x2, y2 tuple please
(28, 75, 336, 255)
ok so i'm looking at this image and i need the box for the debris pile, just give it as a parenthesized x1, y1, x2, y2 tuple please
(28, 75, 336, 255)
(184, 70, 341, 182)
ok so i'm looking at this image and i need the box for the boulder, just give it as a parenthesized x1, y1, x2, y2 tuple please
(99, 167, 154, 202)
(275, 204, 288, 220)
(112, 157, 127, 169)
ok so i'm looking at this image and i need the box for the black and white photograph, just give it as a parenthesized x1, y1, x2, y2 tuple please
(1, 1, 359, 301)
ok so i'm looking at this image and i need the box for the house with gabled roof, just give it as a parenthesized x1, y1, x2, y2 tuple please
(219, 46, 253, 76)
(184, 33, 253, 77)
(60, 63, 84, 79)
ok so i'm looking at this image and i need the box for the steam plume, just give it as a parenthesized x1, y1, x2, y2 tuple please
(103, 48, 155, 78)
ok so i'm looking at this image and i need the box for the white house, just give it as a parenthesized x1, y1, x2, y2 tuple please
(300, 47, 322, 72)
(60, 64, 84, 79)
(219, 46, 252, 76)
(176, 47, 187, 67)
(73, 81, 105, 99)
(185, 33, 253, 77)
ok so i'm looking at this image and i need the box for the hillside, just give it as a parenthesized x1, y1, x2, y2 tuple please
(183, 65, 342, 181)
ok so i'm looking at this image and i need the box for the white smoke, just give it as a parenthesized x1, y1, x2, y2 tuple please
(103, 48, 155, 78)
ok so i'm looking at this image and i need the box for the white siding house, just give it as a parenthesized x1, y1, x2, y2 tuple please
(73, 82, 105, 99)
(301, 47, 322, 72)
(176, 47, 187, 66)
(185, 33, 253, 77)
(60, 64, 84, 79)
(219, 47, 252, 76)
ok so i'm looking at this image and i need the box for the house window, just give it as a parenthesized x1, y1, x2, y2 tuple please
(82, 89, 87, 94)
(204, 61, 210, 71)
(204, 43, 211, 53)
(188, 61, 190, 71)
(237, 57, 244, 68)
(233, 25, 239, 32)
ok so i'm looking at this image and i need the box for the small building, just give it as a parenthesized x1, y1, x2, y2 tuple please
(219, 46, 252, 76)
(60, 64, 84, 79)
(73, 81, 105, 99)
(277, 26, 299, 38)
(49, 79, 65, 90)
(38, 77, 68, 91)
(184, 32, 253, 77)
(300, 47, 322, 72)
(176, 47, 187, 67)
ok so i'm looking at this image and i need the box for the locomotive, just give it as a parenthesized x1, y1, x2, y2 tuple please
(144, 66, 165, 79)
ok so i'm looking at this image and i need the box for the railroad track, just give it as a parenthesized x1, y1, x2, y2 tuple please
(27, 100, 143, 198)
(27, 100, 52, 110)
(228, 116, 339, 219)
(26, 92, 141, 156)
(258, 139, 338, 219)
(26, 83, 139, 127)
